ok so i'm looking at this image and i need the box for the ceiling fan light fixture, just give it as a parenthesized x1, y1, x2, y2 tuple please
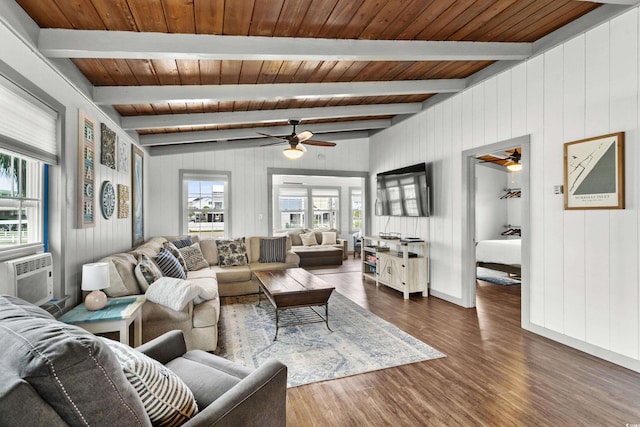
(507, 163, 522, 172)
(283, 146, 304, 160)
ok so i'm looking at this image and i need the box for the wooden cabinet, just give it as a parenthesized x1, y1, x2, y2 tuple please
(361, 236, 428, 299)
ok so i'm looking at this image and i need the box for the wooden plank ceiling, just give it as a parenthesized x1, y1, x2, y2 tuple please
(15, 0, 602, 151)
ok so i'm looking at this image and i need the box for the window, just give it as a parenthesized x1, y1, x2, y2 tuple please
(181, 172, 229, 239)
(278, 188, 307, 230)
(312, 189, 338, 230)
(0, 150, 45, 250)
(350, 188, 362, 233)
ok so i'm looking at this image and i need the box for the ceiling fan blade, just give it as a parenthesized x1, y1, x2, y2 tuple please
(296, 130, 313, 143)
(301, 139, 336, 147)
(257, 132, 289, 142)
(260, 140, 286, 147)
(295, 143, 307, 152)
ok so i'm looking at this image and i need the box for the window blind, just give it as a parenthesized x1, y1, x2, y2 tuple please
(0, 76, 58, 165)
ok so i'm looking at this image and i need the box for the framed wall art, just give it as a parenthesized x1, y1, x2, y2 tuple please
(131, 145, 144, 246)
(118, 139, 129, 173)
(100, 123, 117, 169)
(564, 132, 624, 210)
(118, 184, 129, 219)
(78, 110, 96, 228)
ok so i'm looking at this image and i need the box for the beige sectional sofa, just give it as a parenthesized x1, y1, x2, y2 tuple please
(98, 235, 299, 352)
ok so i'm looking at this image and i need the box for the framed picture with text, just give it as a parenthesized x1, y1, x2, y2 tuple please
(564, 132, 624, 210)
(78, 110, 96, 228)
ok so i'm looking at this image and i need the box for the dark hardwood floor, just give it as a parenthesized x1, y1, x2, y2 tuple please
(289, 259, 640, 426)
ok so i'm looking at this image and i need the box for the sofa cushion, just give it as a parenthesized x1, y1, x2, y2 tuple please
(154, 248, 187, 279)
(99, 253, 141, 297)
(163, 241, 188, 272)
(258, 236, 287, 263)
(179, 242, 209, 271)
(102, 338, 198, 426)
(186, 268, 217, 280)
(0, 295, 150, 427)
(321, 231, 337, 245)
(211, 265, 252, 283)
(198, 238, 218, 266)
(216, 238, 249, 267)
(300, 231, 318, 246)
(192, 298, 220, 328)
(134, 254, 164, 292)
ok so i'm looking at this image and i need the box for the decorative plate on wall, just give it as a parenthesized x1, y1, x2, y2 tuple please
(101, 181, 116, 219)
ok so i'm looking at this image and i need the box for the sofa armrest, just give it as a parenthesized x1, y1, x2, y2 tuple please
(183, 359, 287, 427)
(285, 250, 300, 266)
(337, 238, 348, 259)
(136, 330, 187, 364)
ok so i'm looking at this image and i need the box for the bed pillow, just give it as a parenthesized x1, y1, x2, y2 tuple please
(321, 231, 337, 245)
(102, 338, 198, 426)
(134, 254, 163, 292)
(215, 238, 248, 267)
(258, 236, 287, 263)
(153, 248, 187, 279)
(179, 242, 210, 271)
(300, 231, 318, 246)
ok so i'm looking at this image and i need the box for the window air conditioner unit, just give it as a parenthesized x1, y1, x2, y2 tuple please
(0, 252, 53, 306)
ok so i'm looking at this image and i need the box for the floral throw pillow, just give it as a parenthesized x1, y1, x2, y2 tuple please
(215, 238, 248, 267)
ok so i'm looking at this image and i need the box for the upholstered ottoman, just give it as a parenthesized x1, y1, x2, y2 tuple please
(294, 246, 343, 267)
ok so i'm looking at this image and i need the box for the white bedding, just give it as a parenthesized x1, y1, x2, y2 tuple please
(476, 239, 521, 266)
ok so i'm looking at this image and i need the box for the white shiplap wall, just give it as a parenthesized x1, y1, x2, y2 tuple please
(147, 139, 369, 238)
(0, 12, 146, 306)
(369, 8, 640, 369)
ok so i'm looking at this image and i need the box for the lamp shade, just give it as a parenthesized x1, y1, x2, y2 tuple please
(81, 262, 110, 291)
(283, 146, 304, 160)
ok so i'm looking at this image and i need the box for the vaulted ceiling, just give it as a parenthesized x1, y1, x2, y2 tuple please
(11, 0, 637, 154)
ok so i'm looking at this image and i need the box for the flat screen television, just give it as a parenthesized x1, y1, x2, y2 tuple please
(375, 163, 431, 217)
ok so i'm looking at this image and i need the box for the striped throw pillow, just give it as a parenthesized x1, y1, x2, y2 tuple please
(102, 338, 198, 426)
(163, 241, 188, 272)
(171, 236, 193, 249)
(154, 248, 186, 279)
(258, 236, 287, 263)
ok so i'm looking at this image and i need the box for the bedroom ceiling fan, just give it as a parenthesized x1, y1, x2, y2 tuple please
(477, 148, 522, 172)
(258, 119, 336, 160)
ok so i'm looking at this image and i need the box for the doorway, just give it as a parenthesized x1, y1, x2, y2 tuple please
(461, 135, 530, 327)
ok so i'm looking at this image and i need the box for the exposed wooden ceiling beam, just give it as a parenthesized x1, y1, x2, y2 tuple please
(94, 80, 464, 105)
(121, 103, 421, 131)
(38, 29, 532, 62)
(574, 0, 639, 5)
(138, 120, 389, 146)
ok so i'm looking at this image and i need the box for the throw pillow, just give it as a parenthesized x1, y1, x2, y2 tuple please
(321, 231, 337, 245)
(258, 236, 287, 263)
(215, 238, 249, 267)
(300, 231, 318, 246)
(153, 248, 187, 279)
(101, 338, 198, 426)
(179, 242, 209, 271)
(289, 230, 303, 246)
(163, 241, 188, 272)
(134, 254, 164, 292)
(171, 236, 193, 249)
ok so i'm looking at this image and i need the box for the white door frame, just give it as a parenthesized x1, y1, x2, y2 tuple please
(460, 135, 531, 328)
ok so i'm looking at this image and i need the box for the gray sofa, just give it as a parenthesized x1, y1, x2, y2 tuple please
(99, 235, 299, 352)
(0, 295, 287, 427)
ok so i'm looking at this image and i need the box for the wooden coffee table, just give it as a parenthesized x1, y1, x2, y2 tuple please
(254, 268, 335, 340)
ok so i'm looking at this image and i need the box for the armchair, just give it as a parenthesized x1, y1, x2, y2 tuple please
(353, 232, 362, 258)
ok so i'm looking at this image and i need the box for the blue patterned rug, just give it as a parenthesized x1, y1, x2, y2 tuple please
(216, 292, 445, 387)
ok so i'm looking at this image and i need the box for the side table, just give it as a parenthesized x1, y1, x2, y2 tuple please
(58, 295, 145, 346)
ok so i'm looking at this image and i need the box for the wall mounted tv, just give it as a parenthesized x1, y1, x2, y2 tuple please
(375, 163, 431, 217)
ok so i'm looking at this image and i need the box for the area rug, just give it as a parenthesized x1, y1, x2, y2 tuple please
(476, 275, 521, 286)
(216, 292, 445, 387)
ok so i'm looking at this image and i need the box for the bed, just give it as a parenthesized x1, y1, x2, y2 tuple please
(476, 239, 521, 276)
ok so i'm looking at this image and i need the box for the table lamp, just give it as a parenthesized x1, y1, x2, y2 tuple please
(82, 262, 109, 310)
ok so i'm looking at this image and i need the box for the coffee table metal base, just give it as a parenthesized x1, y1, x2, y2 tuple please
(259, 291, 332, 340)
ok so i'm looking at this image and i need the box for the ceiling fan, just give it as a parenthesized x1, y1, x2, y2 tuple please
(477, 148, 522, 172)
(258, 119, 336, 160)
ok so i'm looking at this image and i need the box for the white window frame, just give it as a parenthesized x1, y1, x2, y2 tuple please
(0, 150, 45, 253)
(349, 187, 362, 234)
(179, 170, 231, 239)
(274, 185, 340, 231)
